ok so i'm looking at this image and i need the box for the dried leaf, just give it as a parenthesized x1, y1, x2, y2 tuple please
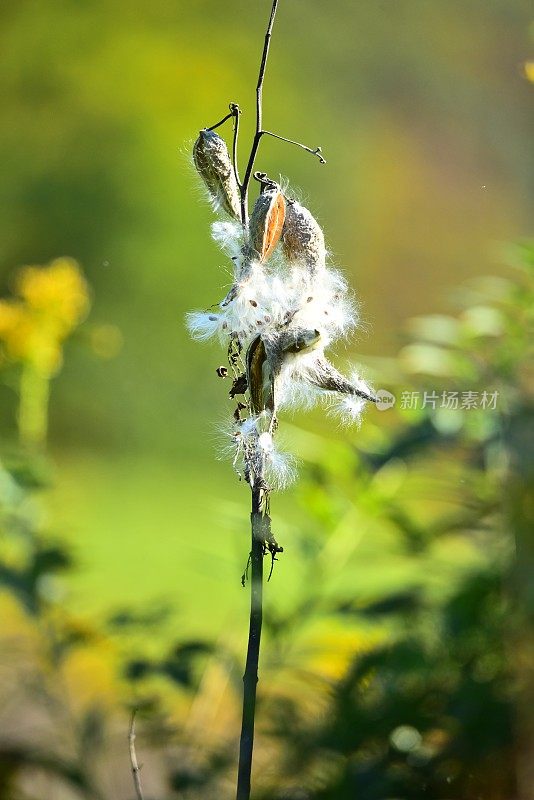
(307, 359, 376, 403)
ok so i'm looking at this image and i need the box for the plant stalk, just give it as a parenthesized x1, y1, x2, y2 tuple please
(128, 710, 145, 800)
(18, 364, 50, 450)
(236, 485, 265, 800)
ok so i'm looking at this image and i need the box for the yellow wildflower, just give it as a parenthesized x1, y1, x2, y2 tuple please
(0, 300, 25, 337)
(0, 258, 90, 377)
(16, 257, 90, 337)
(0, 257, 94, 446)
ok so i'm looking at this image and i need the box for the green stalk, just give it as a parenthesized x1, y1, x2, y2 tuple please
(18, 364, 50, 449)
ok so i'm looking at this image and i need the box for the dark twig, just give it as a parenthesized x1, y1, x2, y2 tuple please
(241, 551, 252, 587)
(230, 103, 242, 186)
(236, 485, 265, 800)
(263, 130, 326, 163)
(128, 710, 144, 800)
(239, 0, 279, 225)
(207, 110, 236, 132)
(237, 0, 327, 226)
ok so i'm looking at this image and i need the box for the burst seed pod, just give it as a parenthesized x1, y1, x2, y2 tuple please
(193, 129, 241, 220)
(246, 335, 274, 416)
(282, 198, 326, 275)
(279, 328, 322, 355)
(248, 176, 286, 263)
(306, 359, 376, 403)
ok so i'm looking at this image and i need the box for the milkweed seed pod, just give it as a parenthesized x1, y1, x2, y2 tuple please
(248, 180, 286, 263)
(264, 327, 323, 373)
(305, 358, 376, 403)
(246, 335, 274, 416)
(193, 129, 241, 220)
(282, 198, 326, 275)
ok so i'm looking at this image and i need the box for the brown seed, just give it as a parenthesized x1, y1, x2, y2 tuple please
(249, 299, 258, 307)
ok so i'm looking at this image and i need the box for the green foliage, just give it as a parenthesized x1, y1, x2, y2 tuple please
(0, 246, 531, 800)
(0, 453, 105, 799)
(108, 245, 531, 799)
(1, 243, 531, 799)
(249, 246, 531, 800)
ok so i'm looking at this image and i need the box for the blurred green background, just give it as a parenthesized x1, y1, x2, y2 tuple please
(0, 1, 532, 798)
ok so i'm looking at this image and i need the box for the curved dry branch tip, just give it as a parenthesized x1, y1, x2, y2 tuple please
(207, 111, 234, 132)
(262, 130, 326, 163)
(128, 709, 145, 800)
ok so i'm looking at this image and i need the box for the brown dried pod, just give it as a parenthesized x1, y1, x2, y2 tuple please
(281, 198, 326, 275)
(306, 359, 376, 403)
(246, 335, 274, 415)
(248, 178, 286, 263)
(193, 129, 241, 220)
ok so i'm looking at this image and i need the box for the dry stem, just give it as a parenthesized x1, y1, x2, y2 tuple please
(236, 486, 266, 800)
(128, 710, 145, 800)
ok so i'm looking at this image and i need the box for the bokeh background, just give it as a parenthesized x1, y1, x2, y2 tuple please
(0, 1, 532, 798)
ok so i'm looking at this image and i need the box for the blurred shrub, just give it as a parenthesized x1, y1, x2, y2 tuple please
(0, 245, 531, 799)
(124, 243, 532, 800)
(249, 241, 532, 800)
(0, 260, 115, 800)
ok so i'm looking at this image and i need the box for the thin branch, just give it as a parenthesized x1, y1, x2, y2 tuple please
(240, 0, 280, 224)
(230, 102, 242, 186)
(128, 710, 145, 800)
(236, 486, 265, 800)
(207, 110, 235, 132)
(262, 130, 326, 163)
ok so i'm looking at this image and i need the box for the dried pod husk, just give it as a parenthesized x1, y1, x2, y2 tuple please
(306, 358, 376, 403)
(248, 184, 286, 263)
(193, 129, 241, 220)
(278, 328, 322, 355)
(246, 335, 274, 415)
(264, 328, 322, 368)
(282, 199, 326, 275)
(261, 328, 323, 398)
